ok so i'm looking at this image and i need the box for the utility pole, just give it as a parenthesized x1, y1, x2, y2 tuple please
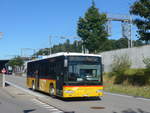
(61, 36, 69, 53)
(49, 36, 52, 55)
(81, 40, 84, 53)
(61, 36, 85, 53)
(21, 48, 36, 58)
(107, 14, 133, 48)
(129, 15, 132, 48)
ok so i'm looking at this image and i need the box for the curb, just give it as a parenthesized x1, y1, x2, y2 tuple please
(5, 81, 44, 98)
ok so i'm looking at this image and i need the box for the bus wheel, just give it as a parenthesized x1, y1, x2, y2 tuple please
(32, 81, 35, 90)
(49, 85, 55, 97)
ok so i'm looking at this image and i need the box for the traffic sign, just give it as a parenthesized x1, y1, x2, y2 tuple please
(1, 68, 6, 74)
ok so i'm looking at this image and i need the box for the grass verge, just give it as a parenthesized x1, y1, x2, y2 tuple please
(103, 75, 150, 98)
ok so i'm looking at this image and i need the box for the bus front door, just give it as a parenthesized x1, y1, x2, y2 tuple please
(35, 74, 39, 90)
(56, 74, 63, 96)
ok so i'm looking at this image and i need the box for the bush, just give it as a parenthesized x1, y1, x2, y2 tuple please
(111, 54, 131, 84)
(144, 68, 150, 85)
(106, 68, 150, 86)
(143, 57, 150, 68)
(143, 57, 150, 85)
(111, 54, 131, 73)
(124, 69, 144, 77)
(110, 55, 150, 85)
(124, 69, 147, 86)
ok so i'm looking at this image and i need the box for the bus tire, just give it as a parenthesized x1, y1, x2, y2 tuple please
(32, 81, 35, 90)
(49, 84, 55, 97)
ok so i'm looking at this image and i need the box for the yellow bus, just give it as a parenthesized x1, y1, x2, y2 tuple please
(27, 52, 103, 98)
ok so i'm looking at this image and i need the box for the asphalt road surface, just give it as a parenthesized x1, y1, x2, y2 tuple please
(5, 75, 150, 113)
(0, 85, 64, 113)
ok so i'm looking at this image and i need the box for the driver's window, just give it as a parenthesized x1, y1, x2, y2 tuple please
(92, 70, 97, 77)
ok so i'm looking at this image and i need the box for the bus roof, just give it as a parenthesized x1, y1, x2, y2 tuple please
(27, 52, 101, 63)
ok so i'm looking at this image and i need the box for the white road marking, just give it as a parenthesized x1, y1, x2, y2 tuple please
(51, 111, 64, 113)
(105, 92, 150, 101)
(49, 108, 59, 111)
(43, 104, 53, 107)
(104, 92, 133, 98)
(31, 99, 64, 113)
(136, 97, 150, 101)
(6, 80, 73, 113)
(45, 106, 55, 109)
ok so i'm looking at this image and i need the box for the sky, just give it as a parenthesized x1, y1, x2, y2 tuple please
(0, 0, 136, 59)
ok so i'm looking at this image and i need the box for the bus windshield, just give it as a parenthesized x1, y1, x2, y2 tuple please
(67, 56, 101, 82)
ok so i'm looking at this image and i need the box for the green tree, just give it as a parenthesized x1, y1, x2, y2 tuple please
(8, 56, 24, 68)
(98, 39, 117, 52)
(143, 57, 150, 68)
(77, 1, 108, 53)
(130, 0, 150, 44)
(115, 38, 128, 49)
(36, 48, 49, 56)
(133, 40, 144, 47)
(34, 40, 82, 56)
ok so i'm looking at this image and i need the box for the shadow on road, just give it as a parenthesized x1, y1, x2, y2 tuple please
(23, 109, 36, 113)
(59, 97, 102, 102)
(113, 108, 150, 113)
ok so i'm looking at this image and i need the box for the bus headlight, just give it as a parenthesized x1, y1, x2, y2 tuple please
(64, 90, 74, 93)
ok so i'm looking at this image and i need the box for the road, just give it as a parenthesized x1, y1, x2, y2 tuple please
(0, 85, 64, 113)
(5, 75, 150, 113)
